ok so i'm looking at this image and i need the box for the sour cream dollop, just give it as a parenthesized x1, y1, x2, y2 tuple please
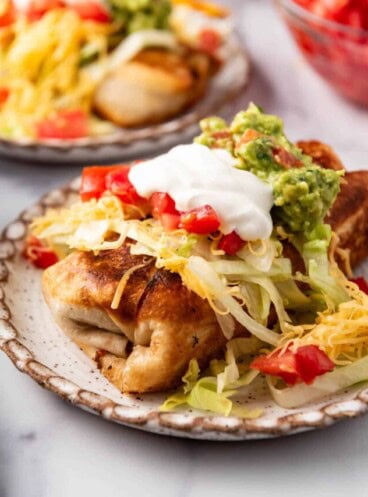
(129, 144, 273, 241)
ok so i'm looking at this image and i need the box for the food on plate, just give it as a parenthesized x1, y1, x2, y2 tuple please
(0, 0, 233, 140)
(280, 0, 368, 106)
(26, 104, 368, 417)
(293, 0, 368, 30)
(93, 48, 211, 127)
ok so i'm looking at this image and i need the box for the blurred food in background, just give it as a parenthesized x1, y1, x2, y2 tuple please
(277, 0, 368, 106)
(0, 0, 234, 140)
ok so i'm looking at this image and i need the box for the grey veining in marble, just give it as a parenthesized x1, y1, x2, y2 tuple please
(1, 1, 368, 496)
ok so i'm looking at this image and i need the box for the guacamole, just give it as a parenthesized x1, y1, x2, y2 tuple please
(272, 166, 341, 233)
(109, 0, 171, 34)
(195, 103, 342, 235)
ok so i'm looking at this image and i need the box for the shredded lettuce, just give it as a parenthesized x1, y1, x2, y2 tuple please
(239, 282, 271, 324)
(298, 224, 349, 308)
(185, 256, 280, 345)
(268, 354, 368, 409)
(161, 341, 263, 418)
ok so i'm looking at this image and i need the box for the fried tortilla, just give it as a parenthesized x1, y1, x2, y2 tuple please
(297, 139, 368, 267)
(43, 244, 228, 393)
(42, 141, 368, 393)
(93, 48, 212, 128)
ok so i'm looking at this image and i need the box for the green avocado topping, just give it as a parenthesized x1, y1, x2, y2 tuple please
(272, 166, 341, 233)
(195, 103, 342, 235)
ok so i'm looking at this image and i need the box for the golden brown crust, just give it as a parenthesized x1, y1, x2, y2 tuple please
(43, 244, 227, 393)
(93, 48, 211, 127)
(297, 140, 345, 171)
(326, 171, 368, 267)
(299, 140, 368, 267)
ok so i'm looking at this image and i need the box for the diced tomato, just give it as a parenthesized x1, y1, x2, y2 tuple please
(105, 167, 145, 206)
(250, 345, 335, 386)
(150, 192, 178, 218)
(80, 165, 122, 201)
(218, 231, 245, 255)
(25, 0, 64, 21)
(0, 0, 15, 26)
(294, 0, 368, 31)
(160, 212, 181, 231)
(36, 109, 88, 140)
(350, 276, 368, 294)
(180, 205, 220, 235)
(149, 192, 181, 230)
(67, 1, 110, 22)
(0, 87, 10, 105)
(23, 236, 58, 269)
(272, 146, 304, 169)
(294, 345, 335, 384)
(198, 28, 222, 55)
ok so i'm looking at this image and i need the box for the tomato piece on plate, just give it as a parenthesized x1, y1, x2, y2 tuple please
(106, 167, 145, 206)
(294, 345, 335, 384)
(67, 1, 110, 22)
(180, 205, 220, 234)
(218, 231, 245, 255)
(198, 28, 221, 55)
(23, 236, 59, 269)
(250, 348, 299, 385)
(36, 109, 88, 140)
(150, 192, 178, 218)
(160, 212, 181, 231)
(250, 345, 334, 386)
(0, 0, 15, 26)
(0, 87, 10, 105)
(25, 0, 64, 21)
(350, 277, 368, 295)
(149, 193, 180, 231)
(80, 165, 122, 201)
(255, 345, 335, 385)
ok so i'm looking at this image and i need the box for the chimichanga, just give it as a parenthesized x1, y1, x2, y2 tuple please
(43, 244, 229, 393)
(41, 140, 368, 394)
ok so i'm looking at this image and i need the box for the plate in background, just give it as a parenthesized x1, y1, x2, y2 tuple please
(0, 42, 250, 165)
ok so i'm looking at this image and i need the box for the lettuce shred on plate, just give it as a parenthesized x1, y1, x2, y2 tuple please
(29, 104, 368, 418)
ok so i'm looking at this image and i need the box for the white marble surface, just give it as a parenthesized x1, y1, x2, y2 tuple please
(1, 0, 368, 495)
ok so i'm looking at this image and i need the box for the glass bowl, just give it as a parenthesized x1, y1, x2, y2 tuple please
(276, 0, 368, 106)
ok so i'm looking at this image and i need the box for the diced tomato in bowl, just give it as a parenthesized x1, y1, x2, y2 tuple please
(277, 0, 368, 106)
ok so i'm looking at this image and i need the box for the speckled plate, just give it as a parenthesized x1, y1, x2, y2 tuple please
(0, 42, 250, 165)
(1, 181, 368, 441)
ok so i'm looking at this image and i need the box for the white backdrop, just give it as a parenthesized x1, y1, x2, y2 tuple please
(1, 1, 368, 496)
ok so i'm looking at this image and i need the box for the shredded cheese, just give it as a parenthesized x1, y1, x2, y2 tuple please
(282, 280, 368, 364)
(0, 9, 111, 138)
(171, 0, 229, 18)
(111, 262, 151, 310)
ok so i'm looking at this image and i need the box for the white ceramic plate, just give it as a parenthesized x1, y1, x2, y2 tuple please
(1, 181, 368, 441)
(0, 42, 250, 165)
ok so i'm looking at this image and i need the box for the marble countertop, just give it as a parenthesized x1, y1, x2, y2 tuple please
(1, 1, 368, 496)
